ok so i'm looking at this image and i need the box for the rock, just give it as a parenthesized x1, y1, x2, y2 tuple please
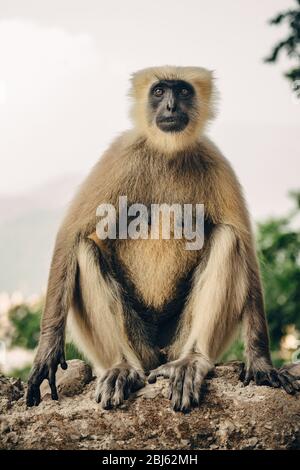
(40, 359, 93, 399)
(0, 375, 24, 413)
(0, 376, 23, 401)
(264, 422, 273, 430)
(0, 361, 299, 450)
(247, 437, 258, 449)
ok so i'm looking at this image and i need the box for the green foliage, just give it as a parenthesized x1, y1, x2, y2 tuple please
(9, 302, 42, 349)
(65, 342, 84, 362)
(257, 191, 300, 350)
(264, 0, 300, 93)
(221, 338, 244, 363)
(224, 191, 300, 364)
(8, 301, 84, 380)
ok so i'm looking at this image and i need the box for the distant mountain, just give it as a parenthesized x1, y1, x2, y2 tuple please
(0, 174, 82, 295)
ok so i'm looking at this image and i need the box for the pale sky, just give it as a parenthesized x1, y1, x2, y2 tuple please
(0, 0, 299, 219)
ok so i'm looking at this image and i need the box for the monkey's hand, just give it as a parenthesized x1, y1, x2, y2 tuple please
(239, 362, 300, 395)
(148, 353, 213, 412)
(26, 343, 67, 407)
(95, 363, 145, 409)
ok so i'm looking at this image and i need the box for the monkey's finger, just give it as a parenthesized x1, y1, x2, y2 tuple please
(255, 370, 270, 387)
(26, 368, 45, 406)
(277, 373, 295, 395)
(147, 372, 158, 384)
(127, 368, 145, 389)
(243, 369, 253, 386)
(290, 375, 300, 381)
(100, 389, 113, 409)
(168, 371, 176, 400)
(112, 369, 129, 407)
(130, 376, 145, 393)
(60, 358, 68, 370)
(148, 365, 169, 383)
(27, 383, 41, 407)
(26, 384, 37, 407)
(291, 381, 300, 391)
(267, 370, 280, 388)
(48, 369, 58, 401)
(33, 385, 41, 406)
(281, 370, 300, 382)
(280, 371, 300, 391)
(100, 370, 118, 409)
(171, 367, 185, 412)
(191, 368, 203, 406)
(95, 373, 111, 404)
(95, 382, 102, 403)
(181, 366, 194, 412)
(238, 363, 246, 382)
(95, 368, 117, 403)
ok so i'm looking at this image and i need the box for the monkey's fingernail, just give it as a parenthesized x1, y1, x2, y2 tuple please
(148, 375, 157, 384)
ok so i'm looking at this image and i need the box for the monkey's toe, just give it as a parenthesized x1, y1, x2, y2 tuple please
(276, 370, 300, 394)
(149, 355, 210, 412)
(240, 365, 300, 395)
(27, 382, 41, 407)
(95, 365, 145, 409)
(170, 362, 205, 413)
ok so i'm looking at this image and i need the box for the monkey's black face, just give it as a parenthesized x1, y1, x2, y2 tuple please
(149, 80, 195, 133)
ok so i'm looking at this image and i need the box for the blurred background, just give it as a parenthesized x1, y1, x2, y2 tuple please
(0, 0, 299, 379)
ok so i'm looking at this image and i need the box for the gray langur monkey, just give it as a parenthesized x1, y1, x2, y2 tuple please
(27, 66, 300, 412)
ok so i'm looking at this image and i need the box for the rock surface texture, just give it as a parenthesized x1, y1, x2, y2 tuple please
(1, 360, 299, 450)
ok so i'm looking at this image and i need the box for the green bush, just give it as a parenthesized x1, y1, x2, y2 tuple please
(8, 301, 83, 379)
(222, 191, 300, 365)
(9, 302, 42, 350)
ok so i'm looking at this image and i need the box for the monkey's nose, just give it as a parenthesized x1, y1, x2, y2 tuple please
(167, 100, 177, 113)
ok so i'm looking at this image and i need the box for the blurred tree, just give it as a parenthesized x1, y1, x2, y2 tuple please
(9, 302, 42, 350)
(223, 191, 300, 365)
(264, 0, 300, 94)
(257, 191, 300, 352)
(8, 300, 83, 379)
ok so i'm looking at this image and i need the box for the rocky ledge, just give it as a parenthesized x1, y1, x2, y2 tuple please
(0, 360, 299, 450)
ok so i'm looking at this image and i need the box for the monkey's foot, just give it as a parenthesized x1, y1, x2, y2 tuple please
(148, 354, 213, 413)
(239, 363, 300, 395)
(95, 364, 145, 409)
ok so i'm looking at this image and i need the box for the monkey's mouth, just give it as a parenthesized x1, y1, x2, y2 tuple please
(156, 114, 189, 133)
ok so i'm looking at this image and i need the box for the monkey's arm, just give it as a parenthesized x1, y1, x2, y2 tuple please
(26, 231, 79, 406)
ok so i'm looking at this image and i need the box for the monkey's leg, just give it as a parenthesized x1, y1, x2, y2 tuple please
(69, 239, 145, 409)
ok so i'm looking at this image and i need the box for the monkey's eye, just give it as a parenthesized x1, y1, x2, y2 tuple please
(153, 87, 164, 97)
(180, 88, 190, 97)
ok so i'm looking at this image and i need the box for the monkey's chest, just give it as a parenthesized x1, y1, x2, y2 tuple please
(115, 237, 201, 311)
